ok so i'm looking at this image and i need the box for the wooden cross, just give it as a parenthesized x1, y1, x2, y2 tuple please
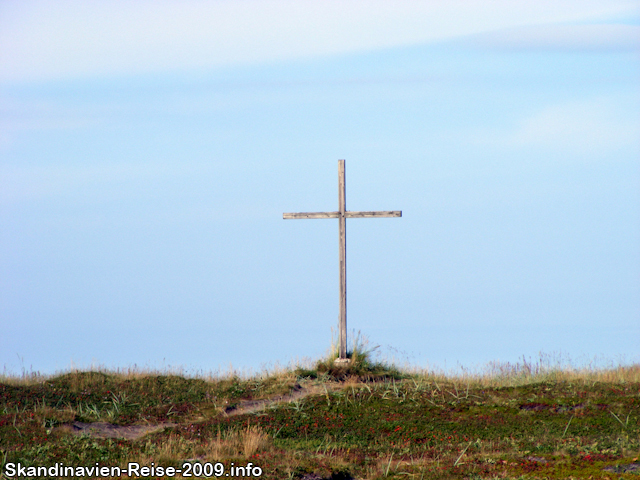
(284, 160, 401, 361)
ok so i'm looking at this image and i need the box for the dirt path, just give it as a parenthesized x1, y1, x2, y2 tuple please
(222, 382, 339, 417)
(63, 382, 344, 440)
(64, 421, 178, 440)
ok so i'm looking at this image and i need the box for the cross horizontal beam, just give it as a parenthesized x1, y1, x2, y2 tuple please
(283, 212, 339, 219)
(283, 210, 401, 219)
(346, 211, 401, 218)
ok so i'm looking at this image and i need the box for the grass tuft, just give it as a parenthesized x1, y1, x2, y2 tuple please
(307, 331, 403, 382)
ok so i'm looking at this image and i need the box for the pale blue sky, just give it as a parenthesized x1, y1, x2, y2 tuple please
(1, 1, 639, 375)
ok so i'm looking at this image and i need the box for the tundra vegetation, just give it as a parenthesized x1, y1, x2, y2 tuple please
(1, 345, 639, 479)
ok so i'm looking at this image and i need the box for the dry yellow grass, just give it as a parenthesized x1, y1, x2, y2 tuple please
(123, 424, 272, 472)
(2, 352, 638, 390)
(405, 355, 640, 388)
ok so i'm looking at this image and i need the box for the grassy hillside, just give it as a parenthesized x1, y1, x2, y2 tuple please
(1, 353, 639, 479)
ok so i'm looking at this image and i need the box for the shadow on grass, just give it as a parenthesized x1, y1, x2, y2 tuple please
(299, 471, 354, 480)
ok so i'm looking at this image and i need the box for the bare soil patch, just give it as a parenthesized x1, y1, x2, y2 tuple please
(61, 382, 344, 440)
(63, 421, 177, 440)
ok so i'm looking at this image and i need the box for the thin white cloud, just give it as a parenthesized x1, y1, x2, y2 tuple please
(0, 162, 275, 223)
(461, 23, 640, 51)
(0, 164, 144, 204)
(470, 97, 640, 156)
(0, 95, 104, 151)
(0, 0, 637, 83)
(0, 162, 200, 204)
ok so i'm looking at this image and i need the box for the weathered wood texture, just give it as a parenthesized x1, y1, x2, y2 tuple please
(345, 211, 401, 218)
(338, 160, 347, 360)
(283, 160, 401, 360)
(283, 211, 400, 219)
(283, 212, 340, 219)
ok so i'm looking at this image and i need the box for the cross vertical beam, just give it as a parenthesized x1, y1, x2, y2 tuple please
(284, 160, 401, 361)
(338, 160, 347, 360)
